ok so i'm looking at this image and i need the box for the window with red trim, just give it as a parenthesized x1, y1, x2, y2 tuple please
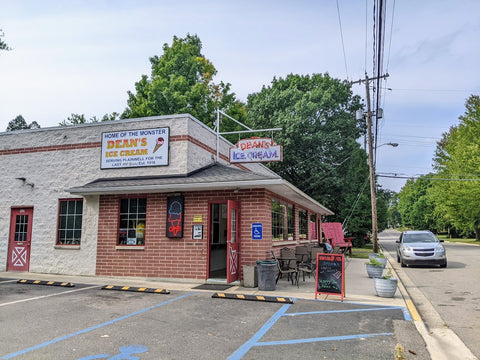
(57, 199, 83, 245)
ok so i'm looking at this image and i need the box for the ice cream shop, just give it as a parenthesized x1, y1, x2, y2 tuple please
(0, 114, 333, 283)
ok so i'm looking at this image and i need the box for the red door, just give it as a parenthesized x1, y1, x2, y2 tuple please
(226, 200, 240, 283)
(7, 208, 33, 271)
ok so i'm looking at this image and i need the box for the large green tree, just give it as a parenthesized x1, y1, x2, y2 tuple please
(245, 73, 370, 237)
(397, 175, 437, 230)
(6, 115, 40, 131)
(430, 95, 480, 240)
(123, 34, 245, 130)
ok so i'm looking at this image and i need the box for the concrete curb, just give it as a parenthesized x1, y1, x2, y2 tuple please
(101, 285, 170, 294)
(17, 279, 75, 287)
(212, 292, 294, 303)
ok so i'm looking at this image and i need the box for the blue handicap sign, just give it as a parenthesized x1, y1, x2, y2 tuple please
(252, 223, 263, 240)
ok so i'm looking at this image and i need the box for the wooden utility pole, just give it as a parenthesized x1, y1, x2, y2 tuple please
(351, 73, 389, 253)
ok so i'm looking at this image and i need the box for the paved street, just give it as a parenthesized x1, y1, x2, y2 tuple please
(0, 274, 419, 360)
(380, 230, 480, 359)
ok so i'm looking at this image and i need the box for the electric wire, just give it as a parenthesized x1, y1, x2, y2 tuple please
(342, 174, 370, 229)
(336, 0, 349, 80)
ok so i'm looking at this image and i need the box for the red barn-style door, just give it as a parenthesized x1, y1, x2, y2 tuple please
(226, 200, 240, 283)
(7, 208, 33, 272)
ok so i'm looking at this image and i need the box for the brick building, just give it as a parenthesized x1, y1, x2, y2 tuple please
(0, 114, 332, 283)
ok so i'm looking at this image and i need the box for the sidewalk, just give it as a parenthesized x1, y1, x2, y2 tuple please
(0, 257, 405, 307)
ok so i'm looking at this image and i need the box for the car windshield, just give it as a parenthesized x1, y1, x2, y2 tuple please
(403, 233, 437, 243)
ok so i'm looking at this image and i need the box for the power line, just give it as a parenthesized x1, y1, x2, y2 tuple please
(378, 174, 480, 181)
(336, 0, 349, 80)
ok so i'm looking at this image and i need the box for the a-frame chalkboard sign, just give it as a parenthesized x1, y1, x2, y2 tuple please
(315, 253, 345, 301)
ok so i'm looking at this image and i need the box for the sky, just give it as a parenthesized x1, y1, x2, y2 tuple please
(1, 0, 479, 193)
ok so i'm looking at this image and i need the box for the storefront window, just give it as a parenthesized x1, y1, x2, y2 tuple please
(310, 214, 317, 240)
(287, 204, 294, 240)
(272, 199, 294, 241)
(299, 209, 308, 239)
(118, 198, 146, 245)
(57, 199, 83, 245)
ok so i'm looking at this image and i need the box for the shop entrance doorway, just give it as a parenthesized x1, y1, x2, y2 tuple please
(7, 207, 33, 271)
(208, 201, 240, 283)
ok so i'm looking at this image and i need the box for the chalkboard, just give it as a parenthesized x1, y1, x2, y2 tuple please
(315, 253, 345, 301)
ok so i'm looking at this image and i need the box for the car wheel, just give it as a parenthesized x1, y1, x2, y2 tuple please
(440, 261, 447, 268)
(397, 253, 400, 263)
(401, 258, 406, 267)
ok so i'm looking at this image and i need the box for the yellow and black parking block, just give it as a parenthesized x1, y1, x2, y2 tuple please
(212, 292, 294, 303)
(101, 285, 170, 294)
(17, 279, 75, 287)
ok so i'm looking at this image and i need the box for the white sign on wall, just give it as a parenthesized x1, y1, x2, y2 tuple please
(229, 137, 282, 163)
(101, 127, 169, 169)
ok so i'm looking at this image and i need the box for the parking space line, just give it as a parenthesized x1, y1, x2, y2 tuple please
(283, 305, 411, 321)
(1, 292, 196, 359)
(0, 279, 18, 284)
(228, 303, 292, 360)
(0, 285, 101, 307)
(228, 301, 406, 359)
(256, 332, 393, 346)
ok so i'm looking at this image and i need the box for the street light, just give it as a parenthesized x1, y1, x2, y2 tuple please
(377, 142, 398, 148)
(370, 141, 399, 253)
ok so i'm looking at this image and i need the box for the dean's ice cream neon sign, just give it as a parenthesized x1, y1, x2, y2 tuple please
(229, 137, 282, 163)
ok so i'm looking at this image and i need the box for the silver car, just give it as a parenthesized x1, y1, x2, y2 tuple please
(396, 230, 447, 268)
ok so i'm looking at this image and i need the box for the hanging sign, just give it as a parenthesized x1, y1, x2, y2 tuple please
(315, 253, 345, 301)
(101, 127, 169, 169)
(229, 137, 282, 163)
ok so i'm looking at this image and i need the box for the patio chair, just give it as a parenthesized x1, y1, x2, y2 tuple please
(271, 251, 298, 286)
(321, 222, 353, 255)
(295, 245, 314, 281)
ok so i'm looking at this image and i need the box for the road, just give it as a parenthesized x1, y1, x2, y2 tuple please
(380, 230, 480, 359)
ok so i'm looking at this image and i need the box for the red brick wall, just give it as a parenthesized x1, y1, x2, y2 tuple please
(96, 189, 273, 280)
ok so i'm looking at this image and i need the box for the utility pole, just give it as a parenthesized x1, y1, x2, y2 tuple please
(351, 73, 389, 253)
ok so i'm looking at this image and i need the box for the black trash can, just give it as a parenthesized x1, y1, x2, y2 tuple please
(256, 260, 277, 291)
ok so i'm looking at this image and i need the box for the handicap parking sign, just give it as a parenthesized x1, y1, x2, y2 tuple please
(252, 223, 263, 240)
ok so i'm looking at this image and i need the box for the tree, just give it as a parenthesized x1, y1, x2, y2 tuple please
(122, 34, 245, 130)
(397, 175, 437, 230)
(59, 112, 119, 126)
(6, 115, 40, 131)
(245, 73, 370, 237)
(430, 95, 480, 240)
(0, 29, 10, 51)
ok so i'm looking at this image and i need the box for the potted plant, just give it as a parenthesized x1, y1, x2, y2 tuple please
(365, 257, 384, 278)
(368, 252, 387, 268)
(373, 270, 398, 298)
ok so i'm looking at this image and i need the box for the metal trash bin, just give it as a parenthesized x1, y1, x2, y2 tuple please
(256, 260, 277, 291)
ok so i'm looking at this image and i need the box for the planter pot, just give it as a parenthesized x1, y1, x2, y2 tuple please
(368, 253, 387, 268)
(374, 277, 398, 298)
(366, 264, 384, 278)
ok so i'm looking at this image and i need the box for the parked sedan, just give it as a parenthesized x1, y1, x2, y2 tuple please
(396, 230, 447, 268)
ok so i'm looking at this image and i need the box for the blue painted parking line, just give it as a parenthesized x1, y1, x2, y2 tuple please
(256, 332, 393, 346)
(283, 305, 411, 321)
(228, 303, 292, 360)
(1, 292, 196, 360)
(228, 300, 408, 360)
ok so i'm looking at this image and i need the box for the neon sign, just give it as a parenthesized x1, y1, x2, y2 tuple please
(229, 137, 282, 163)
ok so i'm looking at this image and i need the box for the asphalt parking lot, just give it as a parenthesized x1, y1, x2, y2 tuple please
(0, 277, 418, 360)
